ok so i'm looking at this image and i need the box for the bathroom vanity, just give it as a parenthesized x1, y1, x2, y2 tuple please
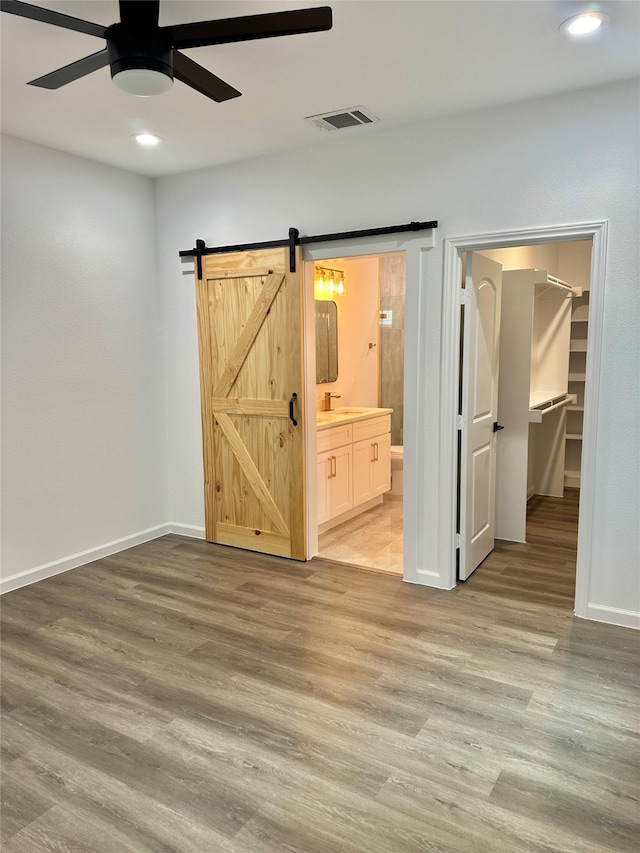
(316, 407, 392, 533)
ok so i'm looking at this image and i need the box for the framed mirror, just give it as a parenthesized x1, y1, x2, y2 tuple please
(315, 300, 338, 383)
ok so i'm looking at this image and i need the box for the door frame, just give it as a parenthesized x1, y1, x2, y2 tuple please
(441, 221, 608, 617)
(301, 231, 435, 576)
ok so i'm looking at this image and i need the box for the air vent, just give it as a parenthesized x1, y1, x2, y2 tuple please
(305, 106, 379, 132)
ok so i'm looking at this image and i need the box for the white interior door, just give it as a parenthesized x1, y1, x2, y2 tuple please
(459, 253, 503, 580)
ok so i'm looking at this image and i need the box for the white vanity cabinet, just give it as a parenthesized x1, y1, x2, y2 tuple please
(317, 410, 391, 533)
(316, 424, 353, 525)
(352, 417, 392, 506)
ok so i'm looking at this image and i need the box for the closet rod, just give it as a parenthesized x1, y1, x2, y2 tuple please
(534, 272, 575, 298)
(528, 394, 576, 423)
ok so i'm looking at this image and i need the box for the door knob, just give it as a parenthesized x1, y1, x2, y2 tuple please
(493, 422, 505, 432)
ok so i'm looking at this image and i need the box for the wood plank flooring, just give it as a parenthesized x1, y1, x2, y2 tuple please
(2, 493, 639, 852)
(468, 489, 581, 607)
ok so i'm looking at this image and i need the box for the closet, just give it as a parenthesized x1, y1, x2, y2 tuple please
(495, 269, 576, 543)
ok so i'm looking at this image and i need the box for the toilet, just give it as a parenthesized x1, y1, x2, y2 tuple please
(390, 445, 404, 496)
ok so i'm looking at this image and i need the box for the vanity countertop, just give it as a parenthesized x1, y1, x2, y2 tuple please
(316, 407, 393, 430)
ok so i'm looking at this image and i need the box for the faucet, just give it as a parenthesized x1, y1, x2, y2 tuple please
(323, 392, 341, 412)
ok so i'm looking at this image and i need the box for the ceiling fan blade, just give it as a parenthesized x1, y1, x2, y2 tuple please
(28, 49, 110, 89)
(172, 51, 241, 102)
(168, 6, 332, 50)
(119, 0, 159, 31)
(0, 0, 106, 38)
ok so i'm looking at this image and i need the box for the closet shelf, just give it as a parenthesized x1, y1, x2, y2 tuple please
(532, 271, 579, 298)
(569, 373, 586, 382)
(566, 433, 583, 441)
(570, 340, 588, 352)
(528, 393, 576, 423)
(567, 405, 584, 412)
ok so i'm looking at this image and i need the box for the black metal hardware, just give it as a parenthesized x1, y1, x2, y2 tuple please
(288, 227, 299, 272)
(195, 238, 206, 281)
(179, 219, 438, 267)
(289, 392, 298, 427)
(493, 422, 505, 432)
(296, 219, 436, 246)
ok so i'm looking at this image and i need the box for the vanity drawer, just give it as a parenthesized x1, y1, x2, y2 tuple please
(317, 423, 353, 453)
(352, 415, 391, 443)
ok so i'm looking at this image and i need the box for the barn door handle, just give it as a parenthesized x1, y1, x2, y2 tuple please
(289, 393, 298, 427)
(493, 421, 505, 432)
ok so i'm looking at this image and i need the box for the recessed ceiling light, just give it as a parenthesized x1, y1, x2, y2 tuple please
(133, 133, 163, 147)
(559, 11, 610, 36)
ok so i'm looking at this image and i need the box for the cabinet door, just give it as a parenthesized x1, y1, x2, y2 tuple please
(330, 446, 353, 517)
(371, 433, 391, 497)
(354, 433, 392, 506)
(317, 453, 332, 525)
(353, 437, 375, 506)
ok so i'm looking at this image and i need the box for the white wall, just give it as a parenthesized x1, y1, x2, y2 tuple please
(1, 136, 167, 589)
(156, 78, 639, 626)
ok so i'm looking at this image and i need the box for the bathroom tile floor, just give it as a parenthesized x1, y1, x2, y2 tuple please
(317, 495, 403, 574)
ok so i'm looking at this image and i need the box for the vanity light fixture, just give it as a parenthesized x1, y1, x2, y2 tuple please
(559, 11, 610, 36)
(315, 266, 346, 299)
(133, 132, 163, 147)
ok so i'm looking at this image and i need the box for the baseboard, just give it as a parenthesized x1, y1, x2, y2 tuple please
(9, 523, 634, 630)
(405, 571, 454, 589)
(318, 496, 383, 535)
(582, 604, 640, 630)
(167, 523, 206, 539)
(0, 522, 205, 595)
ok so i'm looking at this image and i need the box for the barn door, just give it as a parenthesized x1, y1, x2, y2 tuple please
(195, 247, 306, 559)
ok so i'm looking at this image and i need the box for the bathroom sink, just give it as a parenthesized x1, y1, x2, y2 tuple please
(317, 408, 367, 421)
(316, 406, 393, 427)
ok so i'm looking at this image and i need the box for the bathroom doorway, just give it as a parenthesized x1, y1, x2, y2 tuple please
(307, 251, 406, 575)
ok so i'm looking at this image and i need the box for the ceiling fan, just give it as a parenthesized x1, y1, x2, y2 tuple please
(0, 0, 333, 101)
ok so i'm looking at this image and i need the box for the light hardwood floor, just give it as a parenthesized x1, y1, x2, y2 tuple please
(318, 494, 403, 574)
(1, 493, 638, 852)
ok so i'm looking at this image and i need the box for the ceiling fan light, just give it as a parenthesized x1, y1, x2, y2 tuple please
(112, 68, 173, 97)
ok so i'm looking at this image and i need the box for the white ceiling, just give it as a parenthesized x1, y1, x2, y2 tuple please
(1, 1, 639, 177)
